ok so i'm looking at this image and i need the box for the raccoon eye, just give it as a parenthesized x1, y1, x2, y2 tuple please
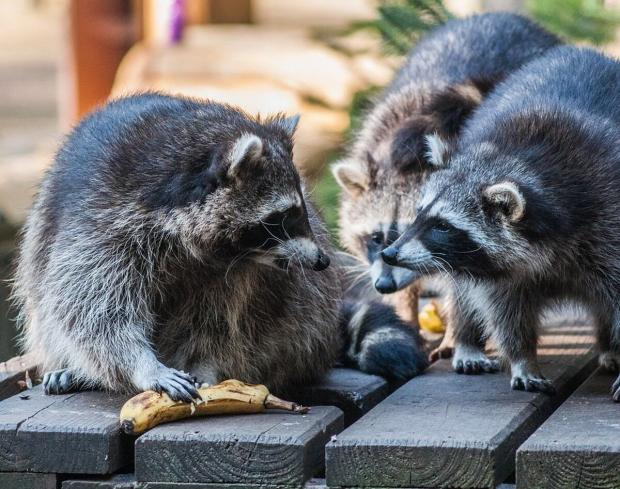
(433, 220, 451, 233)
(371, 231, 384, 244)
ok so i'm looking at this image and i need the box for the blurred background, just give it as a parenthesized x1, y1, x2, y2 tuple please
(1, 0, 620, 362)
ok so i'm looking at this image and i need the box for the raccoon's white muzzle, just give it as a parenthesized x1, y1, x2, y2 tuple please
(382, 239, 433, 273)
(370, 259, 417, 294)
(274, 237, 330, 271)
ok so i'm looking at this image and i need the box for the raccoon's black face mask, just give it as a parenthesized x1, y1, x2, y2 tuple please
(225, 132, 330, 272)
(381, 164, 534, 279)
(366, 224, 417, 294)
(142, 111, 330, 271)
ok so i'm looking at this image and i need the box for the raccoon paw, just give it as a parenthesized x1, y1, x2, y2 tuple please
(612, 374, 620, 402)
(510, 374, 556, 395)
(43, 368, 78, 395)
(599, 352, 620, 373)
(150, 367, 200, 403)
(452, 346, 500, 374)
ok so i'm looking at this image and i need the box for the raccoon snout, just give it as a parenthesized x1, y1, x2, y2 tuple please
(374, 274, 397, 294)
(312, 249, 331, 271)
(381, 246, 400, 266)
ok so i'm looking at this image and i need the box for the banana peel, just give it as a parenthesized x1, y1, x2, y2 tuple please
(120, 379, 309, 435)
(418, 300, 445, 334)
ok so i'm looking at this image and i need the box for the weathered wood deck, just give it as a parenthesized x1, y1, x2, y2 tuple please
(0, 309, 616, 489)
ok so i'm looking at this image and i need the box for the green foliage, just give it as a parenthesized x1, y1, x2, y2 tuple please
(315, 0, 620, 241)
(352, 0, 453, 55)
(311, 161, 341, 244)
(526, 0, 620, 45)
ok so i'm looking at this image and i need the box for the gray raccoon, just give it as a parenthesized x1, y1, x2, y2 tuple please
(382, 46, 620, 400)
(332, 13, 559, 358)
(13, 93, 425, 400)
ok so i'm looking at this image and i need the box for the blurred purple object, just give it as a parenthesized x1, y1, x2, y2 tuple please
(171, 0, 184, 43)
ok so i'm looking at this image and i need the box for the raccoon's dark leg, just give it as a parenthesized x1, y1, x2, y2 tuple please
(450, 282, 500, 374)
(492, 287, 554, 394)
(430, 319, 455, 362)
(597, 303, 620, 401)
(429, 296, 457, 361)
(593, 303, 620, 374)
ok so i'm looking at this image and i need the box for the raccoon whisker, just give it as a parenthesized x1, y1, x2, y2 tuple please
(451, 246, 483, 254)
(224, 249, 254, 287)
(258, 219, 286, 245)
(433, 256, 454, 274)
(280, 217, 292, 241)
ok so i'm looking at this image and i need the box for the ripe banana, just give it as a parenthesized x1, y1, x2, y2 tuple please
(120, 379, 309, 435)
(418, 300, 445, 334)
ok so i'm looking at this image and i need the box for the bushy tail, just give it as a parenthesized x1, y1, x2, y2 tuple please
(339, 299, 429, 382)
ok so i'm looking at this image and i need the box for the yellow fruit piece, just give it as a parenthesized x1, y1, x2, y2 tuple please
(418, 300, 445, 334)
(120, 379, 309, 435)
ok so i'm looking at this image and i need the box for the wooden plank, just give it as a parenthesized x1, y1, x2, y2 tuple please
(139, 483, 318, 489)
(0, 385, 68, 471)
(63, 473, 136, 488)
(74, 474, 515, 489)
(135, 406, 343, 485)
(516, 367, 620, 489)
(65, 474, 331, 489)
(326, 315, 597, 489)
(0, 353, 40, 401)
(0, 472, 57, 489)
(137, 479, 514, 488)
(291, 368, 391, 426)
(0, 385, 132, 474)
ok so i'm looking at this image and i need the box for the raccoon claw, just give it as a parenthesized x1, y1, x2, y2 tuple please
(511, 375, 556, 395)
(429, 345, 453, 362)
(151, 368, 200, 403)
(452, 349, 500, 375)
(43, 368, 76, 395)
(612, 374, 620, 402)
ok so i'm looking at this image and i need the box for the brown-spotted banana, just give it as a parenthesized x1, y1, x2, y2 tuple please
(120, 379, 309, 435)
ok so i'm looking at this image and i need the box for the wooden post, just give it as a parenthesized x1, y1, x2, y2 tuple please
(207, 0, 252, 23)
(60, 0, 135, 128)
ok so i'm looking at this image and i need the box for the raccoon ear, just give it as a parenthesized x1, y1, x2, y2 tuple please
(278, 114, 301, 137)
(424, 133, 451, 167)
(228, 133, 263, 178)
(331, 160, 368, 197)
(483, 181, 525, 222)
(426, 82, 484, 137)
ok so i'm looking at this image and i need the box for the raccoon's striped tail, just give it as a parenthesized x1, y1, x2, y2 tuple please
(339, 299, 429, 382)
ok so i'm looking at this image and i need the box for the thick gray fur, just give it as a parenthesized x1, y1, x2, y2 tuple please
(13, 93, 341, 399)
(384, 46, 620, 399)
(333, 13, 560, 358)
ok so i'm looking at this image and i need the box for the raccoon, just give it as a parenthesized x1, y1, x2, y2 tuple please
(332, 13, 560, 358)
(382, 46, 620, 400)
(13, 93, 426, 400)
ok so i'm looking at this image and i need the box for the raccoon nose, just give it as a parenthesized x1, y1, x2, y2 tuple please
(375, 275, 397, 294)
(312, 249, 331, 271)
(381, 246, 399, 266)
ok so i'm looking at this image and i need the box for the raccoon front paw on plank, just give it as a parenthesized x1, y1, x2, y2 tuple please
(149, 368, 200, 403)
(43, 368, 77, 395)
(452, 349, 500, 375)
(510, 373, 556, 395)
